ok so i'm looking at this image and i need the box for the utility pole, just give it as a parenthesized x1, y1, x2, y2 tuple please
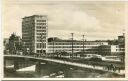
(123, 29, 125, 36)
(82, 35, 85, 53)
(71, 33, 74, 58)
(41, 34, 44, 55)
(53, 37, 55, 54)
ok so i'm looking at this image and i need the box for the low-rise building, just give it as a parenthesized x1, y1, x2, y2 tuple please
(98, 45, 124, 56)
(47, 37, 109, 54)
(47, 35, 125, 57)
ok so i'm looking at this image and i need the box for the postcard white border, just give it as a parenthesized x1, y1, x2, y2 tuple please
(1, 0, 128, 80)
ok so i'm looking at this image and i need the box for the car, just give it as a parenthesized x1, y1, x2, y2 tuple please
(89, 57, 102, 61)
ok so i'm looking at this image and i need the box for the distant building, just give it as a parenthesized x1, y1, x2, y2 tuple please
(47, 34, 125, 57)
(98, 45, 124, 56)
(118, 35, 125, 44)
(22, 15, 48, 54)
(110, 34, 125, 55)
(47, 37, 109, 54)
(4, 38, 9, 51)
(98, 34, 125, 56)
(118, 35, 125, 54)
(4, 38, 9, 46)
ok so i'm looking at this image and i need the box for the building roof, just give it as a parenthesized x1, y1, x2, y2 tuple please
(22, 15, 47, 19)
(48, 37, 108, 43)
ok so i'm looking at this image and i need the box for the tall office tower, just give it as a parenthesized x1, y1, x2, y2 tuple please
(22, 15, 48, 54)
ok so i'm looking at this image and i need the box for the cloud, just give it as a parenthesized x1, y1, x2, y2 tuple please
(3, 1, 125, 40)
(48, 7, 101, 32)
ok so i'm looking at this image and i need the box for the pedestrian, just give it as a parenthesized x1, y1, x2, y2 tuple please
(93, 65, 95, 68)
(113, 65, 116, 72)
(107, 65, 110, 71)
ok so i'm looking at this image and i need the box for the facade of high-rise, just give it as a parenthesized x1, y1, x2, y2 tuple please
(22, 15, 48, 54)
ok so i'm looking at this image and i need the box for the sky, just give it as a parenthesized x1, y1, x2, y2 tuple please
(3, 0, 126, 40)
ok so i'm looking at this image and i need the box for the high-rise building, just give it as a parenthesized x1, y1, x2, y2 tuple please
(22, 15, 48, 54)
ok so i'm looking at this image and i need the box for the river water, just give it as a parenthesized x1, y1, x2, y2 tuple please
(4, 62, 124, 78)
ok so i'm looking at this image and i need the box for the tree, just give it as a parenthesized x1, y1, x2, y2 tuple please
(8, 33, 22, 54)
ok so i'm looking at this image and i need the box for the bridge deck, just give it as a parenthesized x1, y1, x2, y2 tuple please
(4, 55, 125, 75)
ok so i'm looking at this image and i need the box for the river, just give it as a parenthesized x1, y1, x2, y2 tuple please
(4, 62, 124, 78)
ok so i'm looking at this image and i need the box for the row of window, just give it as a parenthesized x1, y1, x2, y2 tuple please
(36, 20, 46, 22)
(116, 49, 125, 51)
(22, 23, 34, 26)
(23, 42, 32, 45)
(36, 30, 46, 32)
(36, 26, 46, 29)
(22, 37, 31, 39)
(99, 50, 111, 53)
(48, 49, 99, 52)
(36, 40, 46, 42)
(22, 30, 32, 32)
(36, 23, 47, 25)
(36, 43, 46, 48)
(48, 43, 99, 46)
(48, 46, 99, 48)
(36, 50, 43, 53)
(48, 42, 105, 45)
(36, 36, 46, 39)
(36, 33, 46, 35)
(23, 33, 46, 36)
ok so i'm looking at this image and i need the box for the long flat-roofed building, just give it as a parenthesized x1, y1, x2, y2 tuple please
(47, 36, 125, 57)
(47, 37, 109, 54)
(22, 15, 48, 54)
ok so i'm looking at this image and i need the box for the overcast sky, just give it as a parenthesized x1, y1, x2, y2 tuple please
(3, 0, 126, 40)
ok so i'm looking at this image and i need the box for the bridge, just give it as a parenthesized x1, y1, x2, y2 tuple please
(4, 54, 125, 75)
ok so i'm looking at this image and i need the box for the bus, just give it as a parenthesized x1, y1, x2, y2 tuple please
(80, 54, 102, 60)
(102, 56, 121, 62)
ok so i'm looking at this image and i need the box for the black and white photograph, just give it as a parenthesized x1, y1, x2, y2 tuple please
(2, 0, 127, 79)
